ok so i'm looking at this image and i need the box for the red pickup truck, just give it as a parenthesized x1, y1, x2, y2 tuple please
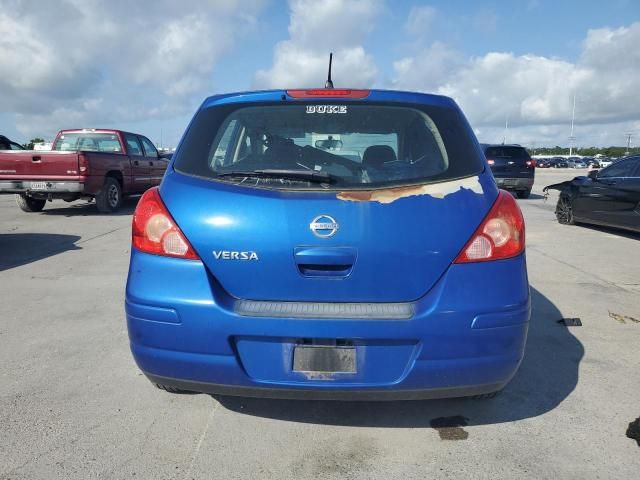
(0, 129, 168, 213)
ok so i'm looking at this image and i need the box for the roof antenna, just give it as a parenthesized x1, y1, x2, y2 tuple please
(325, 53, 334, 89)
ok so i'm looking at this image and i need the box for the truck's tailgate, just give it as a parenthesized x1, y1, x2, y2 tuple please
(0, 151, 80, 178)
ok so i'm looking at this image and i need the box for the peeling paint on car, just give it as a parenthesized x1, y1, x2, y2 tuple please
(336, 176, 483, 204)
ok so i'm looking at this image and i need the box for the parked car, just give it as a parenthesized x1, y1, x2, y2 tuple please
(598, 158, 613, 168)
(567, 157, 587, 168)
(544, 155, 640, 233)
(0, 129, 168, 213)
(553, 157, 569, 168)
(583, 157, 600, 168)
(481, 144, 535, 198)
(0, 135, 25, 150)
(536, 158, 554, 168)
(126, 88, 530, 400)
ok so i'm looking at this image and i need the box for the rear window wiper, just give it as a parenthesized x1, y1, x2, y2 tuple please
(215, 169, 336, 184)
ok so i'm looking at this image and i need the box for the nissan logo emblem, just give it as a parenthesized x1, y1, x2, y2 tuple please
(310, 215, 339, 238)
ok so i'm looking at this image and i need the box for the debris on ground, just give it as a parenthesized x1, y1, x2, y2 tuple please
(557, 317, 582, 327)
(608, 311, 640, 324)
(626, 418, 640, 446)
(430, 416, 469, 441)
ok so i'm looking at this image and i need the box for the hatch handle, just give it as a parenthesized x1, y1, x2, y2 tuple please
(294, 247, 356, 277)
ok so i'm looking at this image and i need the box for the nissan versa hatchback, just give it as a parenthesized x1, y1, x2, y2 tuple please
(125, 88, 530, 400)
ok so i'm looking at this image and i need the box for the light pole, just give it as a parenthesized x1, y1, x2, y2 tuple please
(502, 115, 509, 144)
(568, 93, 576, 156)
(625, 132, 632, 155)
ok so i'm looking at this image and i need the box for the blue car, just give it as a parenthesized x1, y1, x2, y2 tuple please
(126, 88, 530, 400)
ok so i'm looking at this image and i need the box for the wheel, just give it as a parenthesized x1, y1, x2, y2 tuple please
(15, 193, 46, 212)
(95, 177, 122, 213)
(155, 383, 195, 394)
(555, 194, 575, 225)
(516, 189, 531, 199)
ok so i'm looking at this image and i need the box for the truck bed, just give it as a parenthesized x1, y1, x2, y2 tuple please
(0, 150, 82, 178)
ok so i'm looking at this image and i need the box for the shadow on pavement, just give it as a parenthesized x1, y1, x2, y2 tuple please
(0, 233, 82, 271)
(575, 223, 640, 241)
(214, 287, 584, 427)
(520, 193, 545, 200)
(39, 197, 139, 217)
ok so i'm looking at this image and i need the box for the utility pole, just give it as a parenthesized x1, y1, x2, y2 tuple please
(502, 115, 509, 144)
(568, 93, 576, 156)
(625, 132, 632, 155)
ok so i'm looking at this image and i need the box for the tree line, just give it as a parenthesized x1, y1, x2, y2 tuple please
(530, 146, 640, 157)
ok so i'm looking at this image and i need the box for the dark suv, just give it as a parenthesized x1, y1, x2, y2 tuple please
(481, 144, 535, 198)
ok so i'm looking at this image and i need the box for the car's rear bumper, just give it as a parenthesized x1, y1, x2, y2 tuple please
(0, 180, 84, 196)
(144, 372, 508, 401)
(494, 177, 534, 190)
(126, 251, 530, 400)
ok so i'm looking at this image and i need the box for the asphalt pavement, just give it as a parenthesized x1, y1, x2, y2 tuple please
(1, 168, 639, 479)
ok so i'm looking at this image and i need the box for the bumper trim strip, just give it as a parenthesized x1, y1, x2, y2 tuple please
(234, 300, 414, 320)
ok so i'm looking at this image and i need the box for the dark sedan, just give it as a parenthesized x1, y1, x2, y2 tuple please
(536, 158, 554, 168)
(544, 155, 640, 233)
(552, 157, 568, 168)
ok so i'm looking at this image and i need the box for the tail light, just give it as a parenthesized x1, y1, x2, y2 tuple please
(286, 89, 370, 99)
(487, 159, 495, 166)
(454, 190, 525, 263)
(132, 187, 200, 260)
(78, 153, 89, 174)
(526, 159, 537, 168)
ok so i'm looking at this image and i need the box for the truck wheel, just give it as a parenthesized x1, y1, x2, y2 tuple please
(96, 177, 122, 213)
(516, 189, 531, 199)
(15, 193, 46, 212)
(555, 194, 575, 225)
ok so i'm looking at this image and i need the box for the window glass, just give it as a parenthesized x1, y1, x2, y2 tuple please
(54, 133, 123, 153)
(124, 134, 143, 156)
(599, 159, 636, 178)
(175, 103, 482, 190)
(139, 137, 158, 158)
(484, 146, 530, 159)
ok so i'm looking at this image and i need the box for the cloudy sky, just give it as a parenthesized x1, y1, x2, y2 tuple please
(1, 0, 639, 148)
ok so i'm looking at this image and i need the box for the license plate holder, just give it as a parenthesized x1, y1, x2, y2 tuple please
(292, 346, 356, 374)
(30, 182, 47, 190)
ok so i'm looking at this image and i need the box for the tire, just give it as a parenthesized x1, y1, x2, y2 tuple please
(155, 383, 195, 394)
(15, 193, 46, 212)
(95, 176, 122, 213)
(516, 189, 531, 199)
(555, 194, 575, 225)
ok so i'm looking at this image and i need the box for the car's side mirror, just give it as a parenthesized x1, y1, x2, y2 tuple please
(588, 170, 599, 180)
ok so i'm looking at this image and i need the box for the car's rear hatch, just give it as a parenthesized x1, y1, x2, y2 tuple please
(162, 90, 497, 303)
(162, 173, 495, 302)
(0, 151, 81, 179)
(484, 146, 533, 178)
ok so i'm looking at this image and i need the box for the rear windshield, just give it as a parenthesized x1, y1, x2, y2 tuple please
(484, 146, 530, 160)
(53, 133, 123, 153)
(175, 103, 483, 190)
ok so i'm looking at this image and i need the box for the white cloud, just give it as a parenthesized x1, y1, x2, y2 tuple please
(392, 22, 640, 145)
(0, 0, 265, 138)
(253, 0, 380, 89)
(405, 5, 437, 37)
